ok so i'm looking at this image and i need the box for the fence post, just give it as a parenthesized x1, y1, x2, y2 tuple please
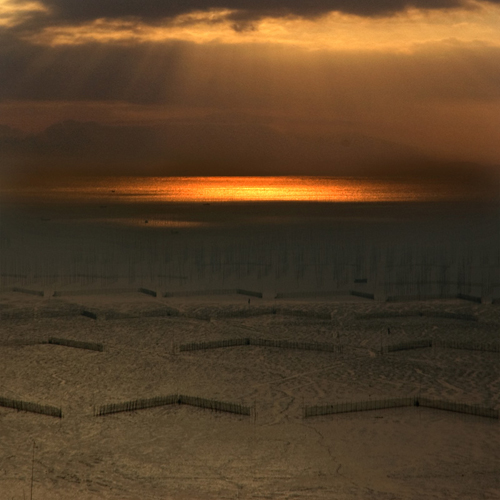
(30, 440, 35, 500)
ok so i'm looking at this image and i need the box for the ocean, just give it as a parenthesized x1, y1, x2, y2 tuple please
(1, 176, 498, 298)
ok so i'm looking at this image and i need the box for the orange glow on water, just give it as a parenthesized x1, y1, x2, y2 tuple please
(156, 176, 426, 202)
(4, 176, 461, 203)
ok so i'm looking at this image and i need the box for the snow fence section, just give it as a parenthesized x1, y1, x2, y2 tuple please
(180, 338, 251, 351)
(304, 397, 499, 419)
(163, 289, 262, 298)
(275, 290, 349, 299)
(387, 340, 433, 352)
(53, 288, 137, 297)
(432, 340, 500, 353)
(383, 339, 499, 354)
(178, 338, 342, 353)
(0, 396, 62, 418)
(95, 395, 179, 416)
(357, 310, 478, 321)
(11, 287, 44, 297)
(95, 394, 251, 417)
(48, 337, 104, 352)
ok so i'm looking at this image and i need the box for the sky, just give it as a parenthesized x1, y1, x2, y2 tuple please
(1, 0, 500, 181)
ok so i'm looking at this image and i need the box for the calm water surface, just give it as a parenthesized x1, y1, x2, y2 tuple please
(1, 175, 498, 291)
(1, 176, 475, 203)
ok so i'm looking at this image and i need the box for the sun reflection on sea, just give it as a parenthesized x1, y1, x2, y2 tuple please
(12, 176, 459, 203)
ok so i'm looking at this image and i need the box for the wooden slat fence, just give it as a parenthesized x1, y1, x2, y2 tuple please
(433, 341, 500, 353)
(236, 289, 263, 298)
(95, 394, 251, 417)
(357, 310, 478, 321)
(386, 294, 458, 302)
(178, 395, 251, 415)
(249, 338, 342, 352)
(178, 338, 342, 353)
(53, 288, 138, 297)
(48, 337, 104, 352)
(12, 287, 44, 297)
(275, 290, 349, 299)
(95, 395, 178, 416)
(425, 311, 478, 321)
(81, 310, 98, 320)
(417, 398, 499, 419)
(180, 338, 250, 352)
(0, 396, 62, 418)
(387, 339, 433, 352)
(164, 289, 261, 298)
(384, 339, 499, 354)
(304, 397, 499, 419)
(349, 290, 375, 300)
(305, 398, 415, 417)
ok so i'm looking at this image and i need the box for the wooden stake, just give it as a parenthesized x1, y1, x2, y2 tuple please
(30, 441, 35, 500)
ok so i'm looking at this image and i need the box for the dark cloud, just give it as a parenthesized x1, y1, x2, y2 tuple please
(11, 0, 497, 28)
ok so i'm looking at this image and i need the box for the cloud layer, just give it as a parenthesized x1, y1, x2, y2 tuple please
(1, 0, 499, 179)
(28, 0, 500, 24)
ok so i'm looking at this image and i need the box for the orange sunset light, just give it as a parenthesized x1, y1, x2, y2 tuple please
(21, 3, 500, 52)
(0, 0, 47, 27)
(17, 176, 460, 203)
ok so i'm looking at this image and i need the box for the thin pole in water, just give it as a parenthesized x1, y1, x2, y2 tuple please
(30, 441, 35, 500)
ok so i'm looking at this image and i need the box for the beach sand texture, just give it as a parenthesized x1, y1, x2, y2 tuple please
(0, 291, 499, 499)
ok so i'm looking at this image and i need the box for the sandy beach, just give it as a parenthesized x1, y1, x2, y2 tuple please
(1, 286, 499, 499)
